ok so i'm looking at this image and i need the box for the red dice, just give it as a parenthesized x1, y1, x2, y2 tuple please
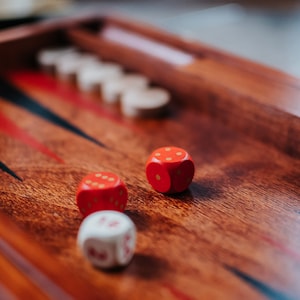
(76, 172, 128, 217)
(146, 146, 195, 194)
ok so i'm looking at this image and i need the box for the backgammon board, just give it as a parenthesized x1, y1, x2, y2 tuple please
(0, 13, 300, 300)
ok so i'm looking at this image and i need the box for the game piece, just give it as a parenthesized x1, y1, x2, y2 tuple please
(77, 211, 136, 269)
(55, 53, 100, 82)
(54, 51, 82, 80)
(76, 172, 128, 217)
(102, 73, 149, 104)
(145, 146, 195, 193)
(77, 62, 123, 93)
(37, 47, 77, 73)
(120, 87, 170, 118)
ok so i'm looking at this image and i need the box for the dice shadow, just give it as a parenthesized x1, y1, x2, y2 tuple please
(99, 253, 171, 279)
(168, 180, 223, 202)
(126, 253, 172, 279)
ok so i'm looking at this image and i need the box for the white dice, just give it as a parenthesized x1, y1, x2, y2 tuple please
(77, 211, 136, 269)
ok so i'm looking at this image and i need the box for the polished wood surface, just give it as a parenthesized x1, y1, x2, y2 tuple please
(0, 14, 300, 299)
(67, 19, 300, 158)
(0, 211, 99, 299)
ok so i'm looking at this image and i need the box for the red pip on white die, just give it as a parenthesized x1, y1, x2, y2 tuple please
(76, 172, 128, 217)
(77, 211, 136, 269)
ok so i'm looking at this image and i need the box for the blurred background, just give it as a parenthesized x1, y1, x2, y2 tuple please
(0, 0, 300, 78)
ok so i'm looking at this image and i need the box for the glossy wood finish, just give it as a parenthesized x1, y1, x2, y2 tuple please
(67, 19, 300, 158)
(0, 211, 98, 299)
(0, 14, 300, 299)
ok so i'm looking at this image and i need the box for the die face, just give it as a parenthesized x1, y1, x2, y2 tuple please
(146, 146, 195, 193)
(146, 161, 171, 193)
(77, 190, 100, 216)
(83, 238, 116, 269)
(77, 186, 127, 217)
(76, 172, 128, 217)
(79, 172, 121, 191)
(116, 228, 136, 266)
(77, 211, 136, 269)
(87, 211, 133, 238)
(171, 159, 195, 193)
(151, 146, 188, 163)
(108, 185, 128, 212)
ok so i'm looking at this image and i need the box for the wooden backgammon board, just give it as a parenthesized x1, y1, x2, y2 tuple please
(0, 13, 300, 300)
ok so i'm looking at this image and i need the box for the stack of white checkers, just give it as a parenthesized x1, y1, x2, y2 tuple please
(37, 47, 171, 118)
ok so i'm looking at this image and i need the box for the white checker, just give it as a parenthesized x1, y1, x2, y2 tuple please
(121, 87, 170, 118)
(102, 73, 149, 104)
(78, 53, 100, 63)
(37, 47, 77, 72)
(102, 74, 149, 103)
(77, 62, 123, 92)
(77, 211, 136, 269)
(55, 53, 100, 81)
(54, 52, 82, 80)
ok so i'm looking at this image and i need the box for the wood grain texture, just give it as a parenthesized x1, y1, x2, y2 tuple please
(66, 22, 300, 158)
(0, 14, 300, 299)
(0, 211, 99, 299)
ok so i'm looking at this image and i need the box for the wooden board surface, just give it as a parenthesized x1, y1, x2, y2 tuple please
(0, 14, 300, 300)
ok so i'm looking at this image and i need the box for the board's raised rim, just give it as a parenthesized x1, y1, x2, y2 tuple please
(0, 13, 299, 158)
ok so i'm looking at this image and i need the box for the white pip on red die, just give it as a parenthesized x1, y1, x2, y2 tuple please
(77, 211, 136, 269)
(76, 172, 128, 217)
(146, 146, 195, 194)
